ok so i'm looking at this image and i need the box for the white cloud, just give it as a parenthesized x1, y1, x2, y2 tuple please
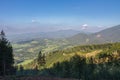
(81, 24, 88, 30)
(82, 24, 88, 27)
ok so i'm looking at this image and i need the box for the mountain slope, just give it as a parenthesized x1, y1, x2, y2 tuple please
(67, 25, 120, 45)
(22, 42, 120, 69)
(95, 25, 120, 42)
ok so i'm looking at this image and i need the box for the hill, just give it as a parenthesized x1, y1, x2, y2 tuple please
(95, 25, 120, 42)
(67, 25, 120, 45)
(18, 42, 120, 80)
(22, 42, 120, 69)
(45, 42, 120, 68)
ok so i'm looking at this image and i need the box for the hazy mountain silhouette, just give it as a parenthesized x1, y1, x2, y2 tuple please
(68, 25, 120, 45)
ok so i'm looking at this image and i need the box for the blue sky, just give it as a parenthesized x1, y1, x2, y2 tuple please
(0, 0, 120, 33)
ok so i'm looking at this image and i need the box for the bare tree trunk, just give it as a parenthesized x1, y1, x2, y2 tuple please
(3, 55, 6, 77)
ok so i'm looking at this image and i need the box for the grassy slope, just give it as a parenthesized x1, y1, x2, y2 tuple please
(45, 50, 102, 68)
(22, 50, 102, 69)
(22, 42, 120, 69)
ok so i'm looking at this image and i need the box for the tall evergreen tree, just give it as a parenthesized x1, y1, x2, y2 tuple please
(37, 51, 46, 66)
(0, 30, 15, 76)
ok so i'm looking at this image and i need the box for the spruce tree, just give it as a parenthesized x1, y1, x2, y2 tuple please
(37, 51, 46, 66)
(0, 30, 15, 76)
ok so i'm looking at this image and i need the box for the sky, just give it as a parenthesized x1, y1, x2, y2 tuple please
(0, 0, 120, 33)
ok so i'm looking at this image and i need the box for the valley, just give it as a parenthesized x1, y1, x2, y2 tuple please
(13, 39, 71, 64)
(13, 25, 120, 65)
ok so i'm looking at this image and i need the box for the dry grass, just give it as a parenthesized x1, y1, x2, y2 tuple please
(85, 50, 102, 58)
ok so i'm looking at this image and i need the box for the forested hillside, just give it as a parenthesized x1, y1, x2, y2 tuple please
(18, 42, 120, 80)
(42, 42, 120, 80)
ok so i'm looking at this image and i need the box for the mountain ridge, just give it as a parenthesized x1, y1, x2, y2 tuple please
(67, 25, 120, 45)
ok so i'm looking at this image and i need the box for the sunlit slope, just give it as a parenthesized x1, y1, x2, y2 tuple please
(22, 42, 120, 69)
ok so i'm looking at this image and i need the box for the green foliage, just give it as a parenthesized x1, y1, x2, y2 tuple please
(39, 42, 120, 80)
(69, 55, 85, 79)
(23, 42, 120, 69)
(44, 52, 120, 80)
(45, 55, 86, 79)
(18, 42, 120, 80)
(37, 51, 46, 66)
(0, 30, 16, 76)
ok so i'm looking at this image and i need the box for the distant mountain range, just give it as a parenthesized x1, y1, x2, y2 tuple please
(7, 29, 85, 42)
(6, 25, 120, 44)
(68, 25, 120, 45)
(95, 25, 120, 42)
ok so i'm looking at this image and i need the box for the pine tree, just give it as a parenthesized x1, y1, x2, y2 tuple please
(0, 30, 15, 76)
(37, 51, 46, 66)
